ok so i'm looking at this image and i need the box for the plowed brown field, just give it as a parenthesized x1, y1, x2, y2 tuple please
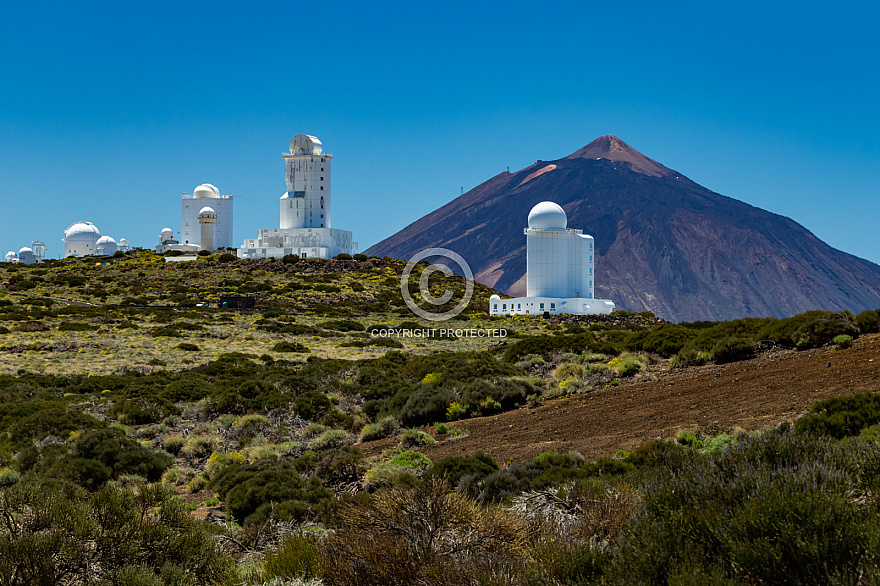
(361, 333, 880, 464)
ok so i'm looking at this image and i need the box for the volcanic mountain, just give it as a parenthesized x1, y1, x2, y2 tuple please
(365, 136, 880, 322)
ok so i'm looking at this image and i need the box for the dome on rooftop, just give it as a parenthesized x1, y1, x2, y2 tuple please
(527, 201, 567, 230)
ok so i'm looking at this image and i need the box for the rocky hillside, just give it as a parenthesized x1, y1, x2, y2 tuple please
(366, 136, 880, 322)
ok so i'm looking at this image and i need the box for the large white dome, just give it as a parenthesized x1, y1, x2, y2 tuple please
(18, 247, 33, 255)
(64, 221, 101, 243)
(193, 183, 220, 199)
(527, 201, 568, 230)
(96, 236, 116, 245)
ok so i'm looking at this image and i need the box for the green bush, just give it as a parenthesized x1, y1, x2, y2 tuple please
(613, 430, 880, 584)
(856, 309, 880, 334)
(425, 451, 499, 487)
(321, 319, 365, 332)
(795, 392, 880, 439)
(281, 254, 300, 265)
(274, 341, 309, 353)
(217, 253, 238, 262)
(208, 458, 332, 525)
(792, 311, 859, 350)
(293, 390, 333, 420)
(834, 334, 854, 349)
(176, 342, 200, 351)
(334, 253, 353, 260)
(711, 336, 756, 364)
(0, 481, 232, 583)
(260, 536, 324, 580)
(56, 427, 172, 487)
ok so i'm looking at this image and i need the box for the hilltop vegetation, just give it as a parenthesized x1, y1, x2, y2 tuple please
(1, 251, 880, 584)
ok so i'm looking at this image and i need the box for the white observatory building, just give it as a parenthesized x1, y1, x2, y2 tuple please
(238, 134, 357, 259)
(96, 236, 117, 256)
(63, 222, 101, 257)
(489, 202, 615, 316)
(17, 247, 36, 265)
(198, 207, 217, 252)
(181, 183, 233, 249)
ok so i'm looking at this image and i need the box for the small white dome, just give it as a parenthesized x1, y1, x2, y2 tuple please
(528, 201, 567, 230)
(161, 228, 173, 235)
(193, 183, 220, 199)
(6, 251, 18, 261)
(18, 247, 34, 255)
(119, 238, 129, 246)
(490, 294, 501, 301)
(64, 221, 101, 243)
(198, 206, 217, 216)
(96, 236, 116, 245)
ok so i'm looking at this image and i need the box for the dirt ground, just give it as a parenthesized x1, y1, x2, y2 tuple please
(362, 333, 880, 464)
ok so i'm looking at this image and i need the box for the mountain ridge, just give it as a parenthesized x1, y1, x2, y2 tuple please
(366, 137, 880, 322)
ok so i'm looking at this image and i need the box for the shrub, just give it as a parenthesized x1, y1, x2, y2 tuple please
(293, 391, 333, 421)
(274, 341, 309, 353)
(181, 434, 221, 459)
(711, 336, 756, 364)
(281, 254, 300, 265)
(311, 429, 355, 450)
(553, 362, 586, 381)
(400, 429, 436, 448)
(400, 386, 459, 427)
(856, 309, 880, 334)
(161, 433, 186, 455)
(261, 536, 325, 581)
(320, 319, 365, 332)
(795, 392, 880, 438)
(59, 427, 173, 486)
(57, 321, 97, 332)
(334, 253, 353, 260)
(425, 451, 499, 487)
(792, 311, 859, 350)
(208, 459, 332, 525)
(353, 253, 368, 261)
(0, 482, 233, 583)
(607, 356, 644, 377)
(834, 334, 854, 349)
(218, 253, 238, 262)
(360, 417, 400, 442)
(176, 342, 200, 351)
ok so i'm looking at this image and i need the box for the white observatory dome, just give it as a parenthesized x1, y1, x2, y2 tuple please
(119, 238, 129, 247)
(289, 134, 322, 156)
(527, 201, 568, 230)
(96, 236, 116, 246)
(64, 221, 101, 243)
(198, 206, 217, 216)
(18, 247, 33, 255)
(489, 294, 501, 301)
(193, 183, 220, 199)
(161, 228, 173, 237)
(5, 251, 17, 262)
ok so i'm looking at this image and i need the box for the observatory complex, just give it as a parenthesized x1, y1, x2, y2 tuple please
(238, 135, 357, 259)
(489, 202, 615, 316)
(181, 183, 234, 249)
(62, 222, 124, 258)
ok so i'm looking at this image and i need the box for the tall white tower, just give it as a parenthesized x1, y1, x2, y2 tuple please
(280, 135, 330, 230)
(181, 184, 233, 248)
(198, 207, 217, 252)
(526, 202, 594, 299)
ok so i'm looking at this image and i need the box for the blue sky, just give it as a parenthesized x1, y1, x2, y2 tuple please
(1, 1, 878, 265)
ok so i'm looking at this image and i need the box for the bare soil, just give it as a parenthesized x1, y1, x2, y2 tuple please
(362, 334, 880, 464)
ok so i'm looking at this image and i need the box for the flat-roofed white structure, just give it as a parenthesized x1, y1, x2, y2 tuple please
(181, 183, 234, 249)
(489, 202, 615, 316)
(238, 135, 357, 259)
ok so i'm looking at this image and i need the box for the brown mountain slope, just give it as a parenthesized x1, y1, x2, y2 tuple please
(366, 136, 880, 321)
(360, 334, 880, 464)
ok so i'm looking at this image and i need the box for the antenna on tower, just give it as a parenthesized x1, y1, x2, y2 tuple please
(461, 187, 464, 195)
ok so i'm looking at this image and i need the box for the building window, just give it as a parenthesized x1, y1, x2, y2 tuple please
(320, 186, 323, 190)
(550, 303, 555, 309)
(502, 304, 506, 310)
(540, 303, 544, 309)
(320, 177, 323, 181)
(517, 303, 521, 309)
(493, 304, 497, 310)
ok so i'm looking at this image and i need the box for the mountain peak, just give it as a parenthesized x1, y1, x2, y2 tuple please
(564, 135, 673, 177)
